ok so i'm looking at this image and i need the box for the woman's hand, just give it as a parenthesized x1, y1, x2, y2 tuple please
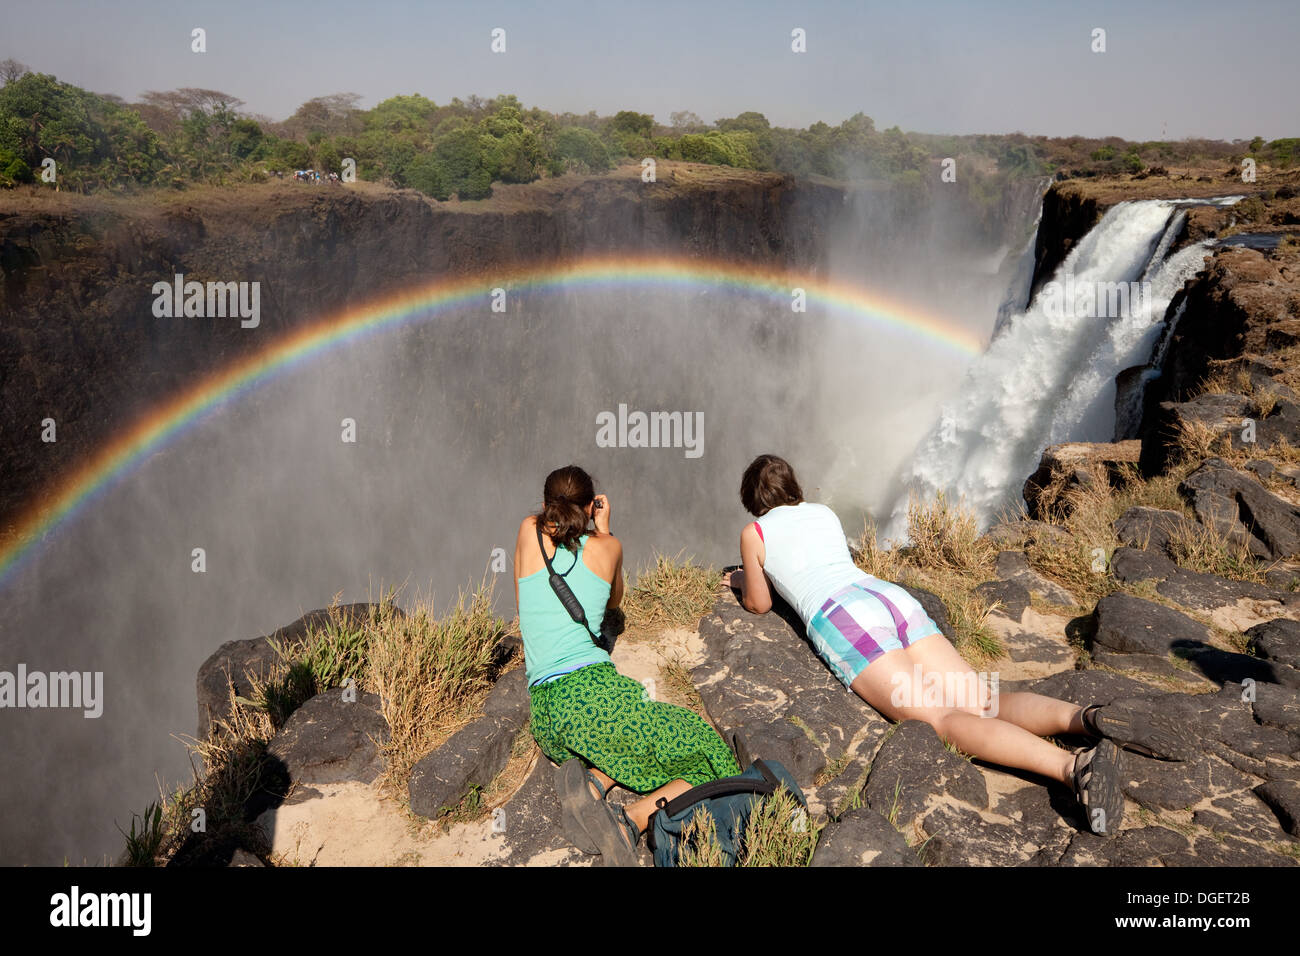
(592, 494, 612, 535)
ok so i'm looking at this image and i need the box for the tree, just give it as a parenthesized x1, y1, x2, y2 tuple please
(0, 59, 29, 86)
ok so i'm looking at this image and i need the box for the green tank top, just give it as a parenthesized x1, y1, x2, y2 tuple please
(517, 533, 614, 686)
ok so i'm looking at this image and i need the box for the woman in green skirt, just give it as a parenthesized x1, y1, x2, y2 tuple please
(514, 465, 740, 865)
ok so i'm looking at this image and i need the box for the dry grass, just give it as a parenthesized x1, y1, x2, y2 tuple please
(1166, 519, 1269, 583)
(851, 495, 1003, 665)
(368, 584, 512, 802)
(623, 552, 722, 631)
(121, 680, 282, 866)
(675, 787, 822, 867)
(903, 491, 996, 577)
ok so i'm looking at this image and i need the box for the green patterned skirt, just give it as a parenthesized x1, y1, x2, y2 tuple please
(529, 662, 741, 793)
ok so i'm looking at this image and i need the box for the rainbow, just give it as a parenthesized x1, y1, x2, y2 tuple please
(0, 253, 983, 587)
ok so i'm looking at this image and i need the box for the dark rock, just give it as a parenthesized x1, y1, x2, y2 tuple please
(1254, 779, 1300, 836)
(482, 667, 529, 723)
(693, 588, 893, 808)
(266, 689, 389, 786)
(1180, 458, 1300, 560)
(1110, 546, 1179, 583)
(993, 550, 1079, 606)
(196, 603, 390, 740)
(921, 801, 1068, 866)
(408, 709, 528, 820)
(1088, 593, 1300, 688)
(1023, 441, 1141, 520)
(862, 721, 988, 833)
(1014, 669, 1160, 703)
(996, 551, 1032, 579)
(1090, 593, 1211, 657)
(485, 758, 604, 866)
(1247, 619, 1300, 670)
(975, 579, 1030, 621)
(1113, 506, 1195, 555)
(1110, 546, 1299, 614)
(810, 807, 919, 867)
(228, 849, 264, 867)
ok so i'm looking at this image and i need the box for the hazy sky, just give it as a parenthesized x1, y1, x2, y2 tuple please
(4, 0, 1296, 140)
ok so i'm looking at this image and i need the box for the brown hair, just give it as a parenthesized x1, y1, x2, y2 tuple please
(537, 465, 596, 552)
(740, 454, 804, 516)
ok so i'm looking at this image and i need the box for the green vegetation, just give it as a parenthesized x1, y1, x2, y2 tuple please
(7, 59, 1286, 203)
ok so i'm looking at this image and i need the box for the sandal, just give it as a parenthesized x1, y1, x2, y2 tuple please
(555, 759, 640, 865)
(1081, 701, 1192, 761)
(1070, 740, 1125, 837)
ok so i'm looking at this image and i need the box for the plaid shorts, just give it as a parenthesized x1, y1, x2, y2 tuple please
(806, 578, 943, 689)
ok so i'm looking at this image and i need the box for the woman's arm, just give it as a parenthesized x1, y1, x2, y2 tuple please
(730, 522, 772, 614)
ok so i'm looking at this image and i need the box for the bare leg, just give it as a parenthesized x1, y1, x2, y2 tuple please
(625, 780, 692, 833)
(906, 632, 1088, 736)
(850, 641, 1077, 784)
(580, 768, 691, 834)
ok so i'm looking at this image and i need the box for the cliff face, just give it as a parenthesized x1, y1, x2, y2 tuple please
(0, 163, 939, 525)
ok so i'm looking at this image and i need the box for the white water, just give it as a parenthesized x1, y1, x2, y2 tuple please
(887, 197, 1239, 537)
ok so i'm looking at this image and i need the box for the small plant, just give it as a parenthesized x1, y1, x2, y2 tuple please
(117, 802, 165, 867)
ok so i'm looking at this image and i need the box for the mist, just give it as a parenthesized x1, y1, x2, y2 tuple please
(0, 176, 1038, 864)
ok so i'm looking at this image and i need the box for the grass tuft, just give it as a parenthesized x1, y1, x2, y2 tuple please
(623, 552, 721, 631)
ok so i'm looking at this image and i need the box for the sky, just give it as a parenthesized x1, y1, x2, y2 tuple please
(3, 0, 1296, 140)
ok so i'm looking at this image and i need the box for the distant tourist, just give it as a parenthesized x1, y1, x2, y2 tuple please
(515, 465, 741, 864)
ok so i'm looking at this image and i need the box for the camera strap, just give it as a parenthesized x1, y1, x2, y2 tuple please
(536, 523, 603, 644)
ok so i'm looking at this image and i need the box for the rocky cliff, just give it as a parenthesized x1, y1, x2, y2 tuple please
(0, 162, 1029, 529)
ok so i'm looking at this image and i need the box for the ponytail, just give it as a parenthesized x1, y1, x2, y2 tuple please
(538, 465, 596, 552)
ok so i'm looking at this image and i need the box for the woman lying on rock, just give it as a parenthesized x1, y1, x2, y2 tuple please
(730, 454, 1190, 837)
(515, 465, 742, 865)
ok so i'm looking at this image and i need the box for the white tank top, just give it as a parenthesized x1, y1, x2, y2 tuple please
(754, 502, 869, 627)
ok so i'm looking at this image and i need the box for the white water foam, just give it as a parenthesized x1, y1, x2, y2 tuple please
(887, 197, 1238, 538)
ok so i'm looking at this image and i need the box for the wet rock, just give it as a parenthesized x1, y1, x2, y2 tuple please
(266, 688, 390, 786)
(196, 603, 390, 740)
(810, 807, 919, 867)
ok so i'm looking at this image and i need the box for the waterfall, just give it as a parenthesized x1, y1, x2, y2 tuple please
(887, 196, 1240, 537)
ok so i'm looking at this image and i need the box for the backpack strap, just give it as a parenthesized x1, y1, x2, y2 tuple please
(656, 759, 782, 818)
